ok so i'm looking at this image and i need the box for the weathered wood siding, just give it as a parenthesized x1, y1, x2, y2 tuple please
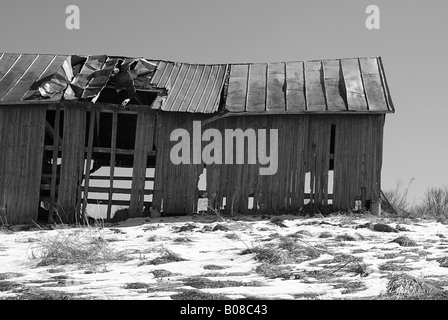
(153, 113, 384, 214)
(129, 108, 156, 217)
(0, 102, 385, 224)
(0, 105, 46, 224)
(57, 103, 86, 223)
(152, 112, 207, 215)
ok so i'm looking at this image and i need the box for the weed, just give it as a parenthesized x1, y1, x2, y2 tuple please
(148, 248, 187, 265)
(30, 227, 129, 267)
(124, 282, 150, 290)
(171, 289, 231, 300)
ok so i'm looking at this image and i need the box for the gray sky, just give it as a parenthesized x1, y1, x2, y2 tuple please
(1, 0, 447, 203)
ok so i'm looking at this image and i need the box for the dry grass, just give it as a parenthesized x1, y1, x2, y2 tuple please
(379, 261, 412, 272)
(151, 269, 176, 278)
(172, 237, 193, 243)
(386, 274, 446, 298)
(318, 231, 332, 238)
(389, 236, 418, 247)
(30, 226, 129, 267)
(335, 234, 357, 241)
(255, 263, 293, 279)
(182, 276, 264, 289)
(240, 246, 290, 264)
(147, 248, 187, 265)
(203, 265, 229, 270)
(124, 282, 150, 290)
(171, 289, 231, 300)
(436, 256, 448, 268)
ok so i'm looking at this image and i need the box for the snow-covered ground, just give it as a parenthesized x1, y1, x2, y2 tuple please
(1, 213, 448, 300)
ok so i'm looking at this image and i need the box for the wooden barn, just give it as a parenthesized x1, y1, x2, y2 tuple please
(0, 53, 394, 225)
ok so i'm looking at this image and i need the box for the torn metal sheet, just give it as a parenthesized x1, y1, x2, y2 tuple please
(64, 55, 119, 103)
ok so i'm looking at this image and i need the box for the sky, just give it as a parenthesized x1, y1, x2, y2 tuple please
(0, 0, 447, 204)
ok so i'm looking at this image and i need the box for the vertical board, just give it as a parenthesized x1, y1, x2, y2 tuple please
(57, 103, 86, 223)
(129, 107, 153, 217)
(0, 105, 46, 224)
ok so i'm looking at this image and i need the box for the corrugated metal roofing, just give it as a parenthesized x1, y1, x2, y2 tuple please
(0, 53, 69, 103)
(225, 57, 394, 114)
(0, 53, 394, 114)
(150, 61, 228, 113)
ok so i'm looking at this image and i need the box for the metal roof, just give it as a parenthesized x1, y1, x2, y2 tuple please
(0, 53, 394, 114)
(225, 57, 394, 114)
(0, 53, 69, 103)
(150, 61, 228, 113)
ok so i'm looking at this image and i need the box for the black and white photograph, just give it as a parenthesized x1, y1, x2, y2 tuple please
(0, 0, 447, 307)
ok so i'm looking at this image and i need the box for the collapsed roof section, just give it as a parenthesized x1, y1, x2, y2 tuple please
(0, 53, 394, 114)
(37, 54, 158, 105)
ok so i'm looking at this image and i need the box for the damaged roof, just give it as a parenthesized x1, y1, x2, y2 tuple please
(0, 53, 394, 114)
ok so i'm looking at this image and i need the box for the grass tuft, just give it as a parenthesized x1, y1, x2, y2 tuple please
(31, 227, 129, 267)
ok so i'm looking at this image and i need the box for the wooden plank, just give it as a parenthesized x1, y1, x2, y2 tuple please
(29, 106, 46, 223)
(83, 175, 154, 181)
(138, 109, 155, 213)
(75, 107, 86, 223)
(285, 61, 306, 111)
(129, 108, 144, 217)
(341, 59, 368, 111)
(323, 60, 347, 111)
(304, 61, 326, 111)
(86, 198, 152, 206)
(49, 106, 60, 222)
(0, 107, 6, 211)
(246, 63, 267, 112)
(225, 64, 248, 112)
(266, 62, 286, 111)
(82, 109, 96, 218)
(107, 109, 118, 220)
(82, 186, 153, 195)
(57, 104, 86, 223)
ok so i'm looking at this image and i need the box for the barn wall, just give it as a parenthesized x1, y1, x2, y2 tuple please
(152, 113, 384, 214)
(152, 112, 208, 215)
(0, 105, 46, 224)
(0, 103, 385, 224)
